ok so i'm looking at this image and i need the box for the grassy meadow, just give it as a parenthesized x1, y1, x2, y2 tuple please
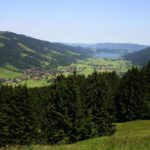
(20, 79, 50, 87)
(1, 120, 150, 150)
(0, 67, 22, 79)
(61, 58, 133, 77)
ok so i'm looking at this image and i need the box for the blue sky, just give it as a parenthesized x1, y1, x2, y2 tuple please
(0, 0, 150, 44)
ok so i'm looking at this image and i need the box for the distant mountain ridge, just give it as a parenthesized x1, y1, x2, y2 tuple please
(67, 43, 148, 51)
(0, 31, 148, 70)
(0, 31, 92, 70)
(123, 47, 150, 66)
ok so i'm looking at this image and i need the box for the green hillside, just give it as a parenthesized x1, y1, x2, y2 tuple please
(124, 47, 150, 66)
(0, 31, 92, 70)
(1, 120, 150, 150)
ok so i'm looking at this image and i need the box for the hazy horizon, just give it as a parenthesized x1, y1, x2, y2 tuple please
(1, 30, 149, 46)
(1, 0, 150, 45)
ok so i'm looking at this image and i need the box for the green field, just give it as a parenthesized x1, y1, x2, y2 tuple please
(1, 120, 150, 150)
(0, 67, 22, 79)
(60, 58, 133, 77)
(20, 79, 50, 87)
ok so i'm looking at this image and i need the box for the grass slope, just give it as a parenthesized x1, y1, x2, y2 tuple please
(0, 67, 22, 79)
(20, 79, 50, 88)
(1, 120, 150, 150)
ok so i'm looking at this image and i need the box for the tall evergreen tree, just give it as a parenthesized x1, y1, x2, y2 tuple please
(0, 86, 14, 146)
(142, 61, 150, 118)
(86, 71, 116, 136)
(116, 67, 149, 121)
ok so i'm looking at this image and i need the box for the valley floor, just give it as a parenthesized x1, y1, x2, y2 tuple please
(0, 58, 133, 87)
(1, 120, 150, 150)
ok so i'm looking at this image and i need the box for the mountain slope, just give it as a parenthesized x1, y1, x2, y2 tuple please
(0, 31, 92, 70)
(124, 47, 150, 66)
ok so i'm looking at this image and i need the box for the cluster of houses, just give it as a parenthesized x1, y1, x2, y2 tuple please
(0, 77, 23, 84)
(58, 65, 84, 73)
(1, 66, 83, 85)
(92, 60, 129, 71)
(0, 78, 8, 84)
(23, 69, 53, 80)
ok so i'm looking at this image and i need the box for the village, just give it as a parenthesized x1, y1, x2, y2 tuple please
(0, 59, 131, 86)
(0, 65, 82, 85)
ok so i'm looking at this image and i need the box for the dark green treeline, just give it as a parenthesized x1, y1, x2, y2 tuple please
(0, 62, 150, 146)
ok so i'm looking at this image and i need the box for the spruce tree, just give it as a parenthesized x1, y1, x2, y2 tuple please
(116, 67, 148, 121)
(86, 71, 116, 136)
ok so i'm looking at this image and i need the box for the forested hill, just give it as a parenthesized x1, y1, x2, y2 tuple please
(124, 47, 150, 66)
(0, 31, 92, 70)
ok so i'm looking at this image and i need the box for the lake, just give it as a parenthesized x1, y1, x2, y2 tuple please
(95, 52, 121, 59)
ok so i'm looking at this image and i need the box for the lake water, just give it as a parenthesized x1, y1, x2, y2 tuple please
(95, 52, 121, 59)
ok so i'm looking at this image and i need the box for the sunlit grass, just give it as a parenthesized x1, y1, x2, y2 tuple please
(0, 67, 22, 79)
(1, 120, 150, 150)
(20, 79, 50, 87)
(17, 42, 36, 53)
